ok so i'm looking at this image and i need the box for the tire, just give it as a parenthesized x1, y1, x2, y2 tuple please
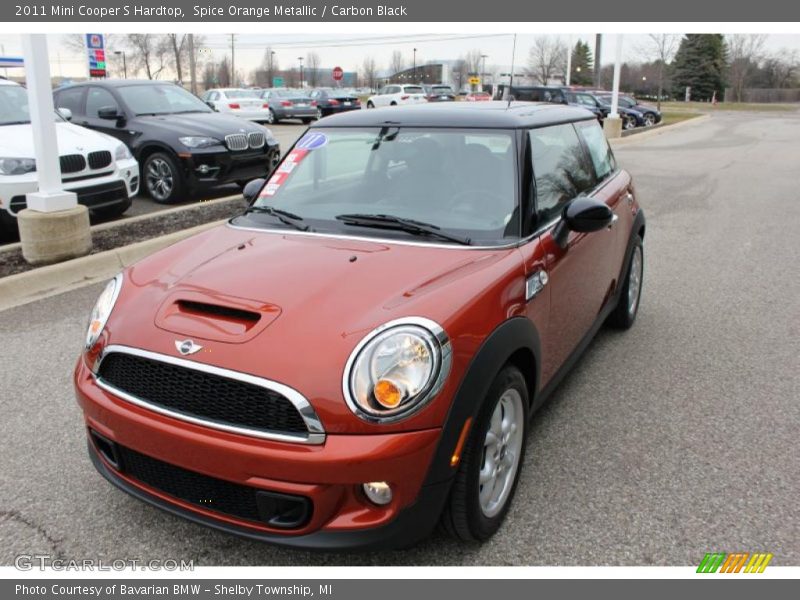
(440, 365, 529, 542)
(268, 109, 279, 124)
(366, 101, 374, 108)
(302, 117, 313, 124)
(316, 107, 324, 120)
(607, 236, 644, 329)
(623, 115, 637, 130)
(643, 113, 657, 127)
(390, 101, 397, 106)
(143, 152, 183, 204)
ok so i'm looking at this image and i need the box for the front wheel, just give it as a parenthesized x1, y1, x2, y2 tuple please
(607, 236, 644, 329)
(623, 115, 637, 130)
(366, 101, 375, 108)
(143, 152, 183, 204)
(440, 365, 528, 542)
(643, 113, 657, 127)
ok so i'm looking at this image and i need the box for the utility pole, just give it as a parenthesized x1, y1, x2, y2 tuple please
(565, 37, 572, 86)
(188, 34, 197, 94)
(594, 34, 602, 88)
(413, 48, 417, 83)
(230, 34, 235, 86)
(481, 54, 488, 86)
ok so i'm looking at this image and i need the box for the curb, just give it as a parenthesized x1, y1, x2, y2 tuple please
(0, 219, 223, 313)
(609, 113, 710, 146)
(0, 192, 241, 254)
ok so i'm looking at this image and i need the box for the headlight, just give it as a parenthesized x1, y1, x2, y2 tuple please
(179, 136, 222, 149)
(85, 274, 122, 349)
(114, 143, 132, 161)
(343, 317, 451, 423)
(0, 157, 36, 176)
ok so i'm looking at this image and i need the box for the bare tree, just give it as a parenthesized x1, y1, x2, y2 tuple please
(125, 34, 169, 80)
(527, 37, 566, 85)
(464, 49, 483, 76)
(451, 58, 468, 92)
(361, 56, 378, 92)
(216, 55, 231, 88)
(728, 34, 768, 102)
(641, 34, 679, 110)
(759, 50, 799, 88)
(389, 50, 405, 77)
(306, 52, 321, 87)
(261, 47, 279, 87)
(202, 62, 216, 89)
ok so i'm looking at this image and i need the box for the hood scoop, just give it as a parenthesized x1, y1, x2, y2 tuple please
(154, 291, 281, 344)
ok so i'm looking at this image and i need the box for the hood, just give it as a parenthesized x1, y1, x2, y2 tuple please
(0, 122, 120, 157)
(109, 223, 523, 434)
(134, 111, 270, 139)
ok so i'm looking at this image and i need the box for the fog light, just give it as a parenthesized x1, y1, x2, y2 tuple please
(362, 481, 392, 506)
(196, 164, 210, 174)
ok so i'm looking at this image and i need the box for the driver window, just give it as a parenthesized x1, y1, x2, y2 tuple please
(86, 88, 119, 118)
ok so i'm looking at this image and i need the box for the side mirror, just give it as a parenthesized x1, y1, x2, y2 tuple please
(552, 197, 613, 247)
(97, 106, 122, 121)
(242, 178, 266, 203)
(57, 107, 72, 121)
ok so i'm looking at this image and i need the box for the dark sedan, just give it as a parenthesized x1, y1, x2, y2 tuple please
(422, 84, 456, 102)
(260, 89, 316, 124)
(597, 93, 662, 126)
(309, 88, 361, 119)
(53, 80, 280, 204)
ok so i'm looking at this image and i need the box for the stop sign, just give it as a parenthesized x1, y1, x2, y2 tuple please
(332, 66, 344, 81)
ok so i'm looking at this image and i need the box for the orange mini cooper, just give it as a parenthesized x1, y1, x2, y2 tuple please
(75, 102, 645, 549)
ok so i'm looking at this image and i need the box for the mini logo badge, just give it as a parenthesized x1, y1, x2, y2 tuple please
(175, 339, 203, 356)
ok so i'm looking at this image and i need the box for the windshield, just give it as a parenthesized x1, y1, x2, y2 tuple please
(0, 85, 64, 125)
(242, 127, 519, 246)
(119, 84, 211, 115)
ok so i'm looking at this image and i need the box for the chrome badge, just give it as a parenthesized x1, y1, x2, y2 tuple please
(175, 339, 203, 356)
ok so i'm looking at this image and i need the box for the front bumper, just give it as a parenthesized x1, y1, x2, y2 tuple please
(75, 357, 448, 549)
(179, 143, 280, 189)
(0, 158, 138, 223)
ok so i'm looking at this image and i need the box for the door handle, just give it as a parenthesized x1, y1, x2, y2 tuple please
(607, 214, 619, 230)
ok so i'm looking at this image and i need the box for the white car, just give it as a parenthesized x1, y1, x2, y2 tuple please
(366, 84, 427, 108)
(0, 79, 139, 234)
(201, 88, 271, 122)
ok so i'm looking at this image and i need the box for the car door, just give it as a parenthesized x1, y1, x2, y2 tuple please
(53, 86, 87, 125)
(522, 122, 619, 385)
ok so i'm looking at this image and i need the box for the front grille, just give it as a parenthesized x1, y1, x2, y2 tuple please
(96, 352, 309, 435)
(225, 133, 248, 151)
(248, 132, 265, 149)
(88, 150, 112, 170)
(10, 181, 128, 213)
(60, 154, 86, 173)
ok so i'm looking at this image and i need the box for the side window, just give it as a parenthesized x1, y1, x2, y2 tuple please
(576, 120, 616, 182)
(529, 123, 594, 223)
(85, 88, 119, 118)
(376, 87, 386, 95)
(55, 87, 85, 116)
(389, 86, 400, 94)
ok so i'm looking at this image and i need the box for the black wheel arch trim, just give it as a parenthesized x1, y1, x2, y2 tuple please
(423, 316, 542, 486)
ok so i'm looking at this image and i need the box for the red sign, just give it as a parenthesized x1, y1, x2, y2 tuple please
(332, 66, 344, 82)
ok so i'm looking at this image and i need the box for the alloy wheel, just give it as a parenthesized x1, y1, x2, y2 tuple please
(479, 388, 524, 518)
(628, 244, 643, 316)
(145, 158, 174, 202)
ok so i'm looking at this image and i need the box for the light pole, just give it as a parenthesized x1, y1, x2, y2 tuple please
(113, 50, 127, 79)
(298, 56, 304, 88)
(269, 50, 276, 86)
(480, 54, 488, 87)
(413, 48, 417, 83)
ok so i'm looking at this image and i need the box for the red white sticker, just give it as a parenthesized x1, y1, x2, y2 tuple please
(260, 148, 310, 196)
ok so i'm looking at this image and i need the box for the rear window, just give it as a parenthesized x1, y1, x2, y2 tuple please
(403, 86, 424, 94)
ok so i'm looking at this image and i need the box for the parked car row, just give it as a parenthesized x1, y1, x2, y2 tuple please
(494, 85, 662, 130)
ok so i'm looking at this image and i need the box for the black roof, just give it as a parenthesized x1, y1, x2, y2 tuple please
(312, 101, 596, 129)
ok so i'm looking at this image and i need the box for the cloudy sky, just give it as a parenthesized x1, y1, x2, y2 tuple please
(1, 33, 799, 80)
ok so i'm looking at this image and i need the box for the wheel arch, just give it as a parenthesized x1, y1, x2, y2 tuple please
(135, 142, 180, 165)
(423, 316, 541, 486)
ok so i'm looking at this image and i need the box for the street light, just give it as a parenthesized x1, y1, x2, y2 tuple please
(113, 50, 127, 79)
(413, 48, 417, 83)
(480, 54, 488, 86)
(298, 56, 304, 88)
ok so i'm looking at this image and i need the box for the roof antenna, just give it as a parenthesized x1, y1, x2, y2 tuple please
(507, 33, 517, 108)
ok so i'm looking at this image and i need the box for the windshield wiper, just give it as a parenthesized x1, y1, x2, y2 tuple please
(244, 205, 309, 231)
(335, 213, 471, 246)
(1, 120, 31, 126)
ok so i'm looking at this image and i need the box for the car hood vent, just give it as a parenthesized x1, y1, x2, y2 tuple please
(154, 291, 281, 344)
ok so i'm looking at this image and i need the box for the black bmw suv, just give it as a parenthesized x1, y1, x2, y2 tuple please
(54, 80, 281, 203)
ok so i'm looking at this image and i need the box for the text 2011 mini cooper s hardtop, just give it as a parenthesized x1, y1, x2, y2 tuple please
(75, 102, 645, 549)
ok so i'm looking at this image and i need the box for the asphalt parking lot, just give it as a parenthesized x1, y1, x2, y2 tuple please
(0, 111, 797, 566)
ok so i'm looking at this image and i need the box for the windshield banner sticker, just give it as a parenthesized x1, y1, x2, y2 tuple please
(261, 148, 309, 196)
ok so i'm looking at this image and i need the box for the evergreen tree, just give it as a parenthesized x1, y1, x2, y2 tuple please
(571, 40, 594, 86)
(672, 34, 727, 101)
